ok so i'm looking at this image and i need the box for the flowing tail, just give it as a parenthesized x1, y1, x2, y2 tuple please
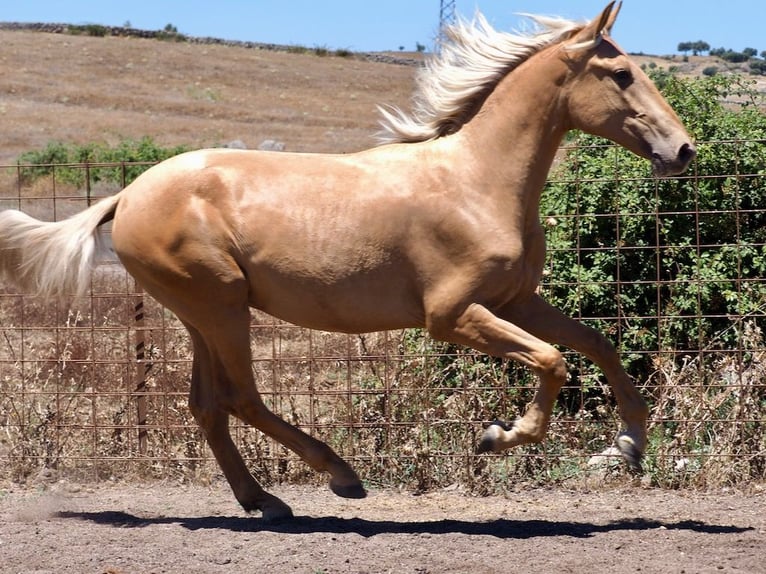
(0, 192, 123, 298)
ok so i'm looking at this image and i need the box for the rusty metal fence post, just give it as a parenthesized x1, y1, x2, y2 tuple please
(133, 281, 149, 455)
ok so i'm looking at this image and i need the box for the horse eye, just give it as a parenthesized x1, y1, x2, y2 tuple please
(614, 69, 633, 87)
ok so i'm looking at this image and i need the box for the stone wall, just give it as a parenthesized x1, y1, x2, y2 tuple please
(0, 22, 422, 67)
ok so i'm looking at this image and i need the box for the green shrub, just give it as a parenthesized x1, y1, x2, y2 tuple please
(16, 137, 190, 188)
(84, 24, 108, 37)
(749, 60, 766, 76)
(538, 73, 766, 485)
(543, 73, 766, 374)
(157, 23, 186, 42)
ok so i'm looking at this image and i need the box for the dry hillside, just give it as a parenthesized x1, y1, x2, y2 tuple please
(0, 30, 416, 165)
(1, 28, 763, 166)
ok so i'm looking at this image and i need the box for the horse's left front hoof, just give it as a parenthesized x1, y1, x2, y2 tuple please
(476, 420, 513, 453)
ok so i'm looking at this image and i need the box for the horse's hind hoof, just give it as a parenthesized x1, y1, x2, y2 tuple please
(247, 493, 294, 522)
(476, 436, 494, 454)
(262, 503, 294, 522)
(616, 434, 644, 474)
(330, 479, 367, 499)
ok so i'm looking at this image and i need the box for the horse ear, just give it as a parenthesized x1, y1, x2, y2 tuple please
(604, 1, 622, 35)
(569, 1, 617, 46)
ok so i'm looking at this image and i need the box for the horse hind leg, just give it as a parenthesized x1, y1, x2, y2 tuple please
(128, 247, 365, 513)
(195, 309, 367, 502)
(185, 325, 293, 520)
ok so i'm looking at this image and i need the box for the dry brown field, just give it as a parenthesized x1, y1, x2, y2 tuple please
(0, 29, 416, 165)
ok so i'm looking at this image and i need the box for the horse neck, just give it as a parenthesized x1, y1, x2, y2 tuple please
(456, 50, 569, 223)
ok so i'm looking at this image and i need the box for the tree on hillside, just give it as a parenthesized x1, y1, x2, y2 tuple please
(677, 40, 710, 56)
(711, 48, 751, 63)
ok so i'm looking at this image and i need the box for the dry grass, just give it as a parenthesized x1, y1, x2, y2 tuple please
(645, 320, 766, 488)
(0, 30, 416, 164)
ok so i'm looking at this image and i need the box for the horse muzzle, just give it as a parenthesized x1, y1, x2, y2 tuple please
(651, 141, 696, 177)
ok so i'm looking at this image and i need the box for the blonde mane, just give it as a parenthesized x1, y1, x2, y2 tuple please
(377, 14, 587, 144)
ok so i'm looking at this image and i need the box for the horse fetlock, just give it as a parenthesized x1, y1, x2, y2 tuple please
(477, 418, 544, 453)
(619, 393, 649, 425)
(477, 421, 507, 453)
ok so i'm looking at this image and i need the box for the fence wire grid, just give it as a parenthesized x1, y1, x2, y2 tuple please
(1, 141, 764, 492)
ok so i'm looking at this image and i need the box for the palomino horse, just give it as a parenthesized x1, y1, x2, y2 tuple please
(0, 2, 694, 519)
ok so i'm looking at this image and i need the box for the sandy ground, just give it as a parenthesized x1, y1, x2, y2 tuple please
(0, 481, 763, 574)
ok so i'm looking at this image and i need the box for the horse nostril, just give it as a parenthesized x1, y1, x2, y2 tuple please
(679, 142, 696, 164)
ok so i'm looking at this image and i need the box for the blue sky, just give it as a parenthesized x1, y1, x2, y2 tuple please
(2, 1, 764, 56)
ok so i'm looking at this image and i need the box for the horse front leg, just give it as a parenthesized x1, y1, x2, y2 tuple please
(499, 294, 648, 471)
(428, 302, 570, 453)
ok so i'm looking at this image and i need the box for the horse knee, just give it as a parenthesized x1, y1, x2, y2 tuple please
(534, 345, 567, 383)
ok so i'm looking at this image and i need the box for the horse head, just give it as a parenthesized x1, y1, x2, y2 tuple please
(561, 1, 696, 176)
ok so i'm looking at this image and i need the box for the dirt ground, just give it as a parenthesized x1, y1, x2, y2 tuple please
(0, 481, 763, 574)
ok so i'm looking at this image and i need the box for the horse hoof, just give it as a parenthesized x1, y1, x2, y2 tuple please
(261, 501, 294, 522)
(330, 479, 367, 499)
(476, 436, 494, 454)
(616, 434, 643, 474)
(242, 493, 294, 521)
(476, 420, 513, 454)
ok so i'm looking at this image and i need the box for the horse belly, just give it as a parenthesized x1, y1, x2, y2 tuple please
(246, 262, 424, 334)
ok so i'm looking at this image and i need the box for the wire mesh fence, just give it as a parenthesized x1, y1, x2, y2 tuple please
(0, 142, 764, 492)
